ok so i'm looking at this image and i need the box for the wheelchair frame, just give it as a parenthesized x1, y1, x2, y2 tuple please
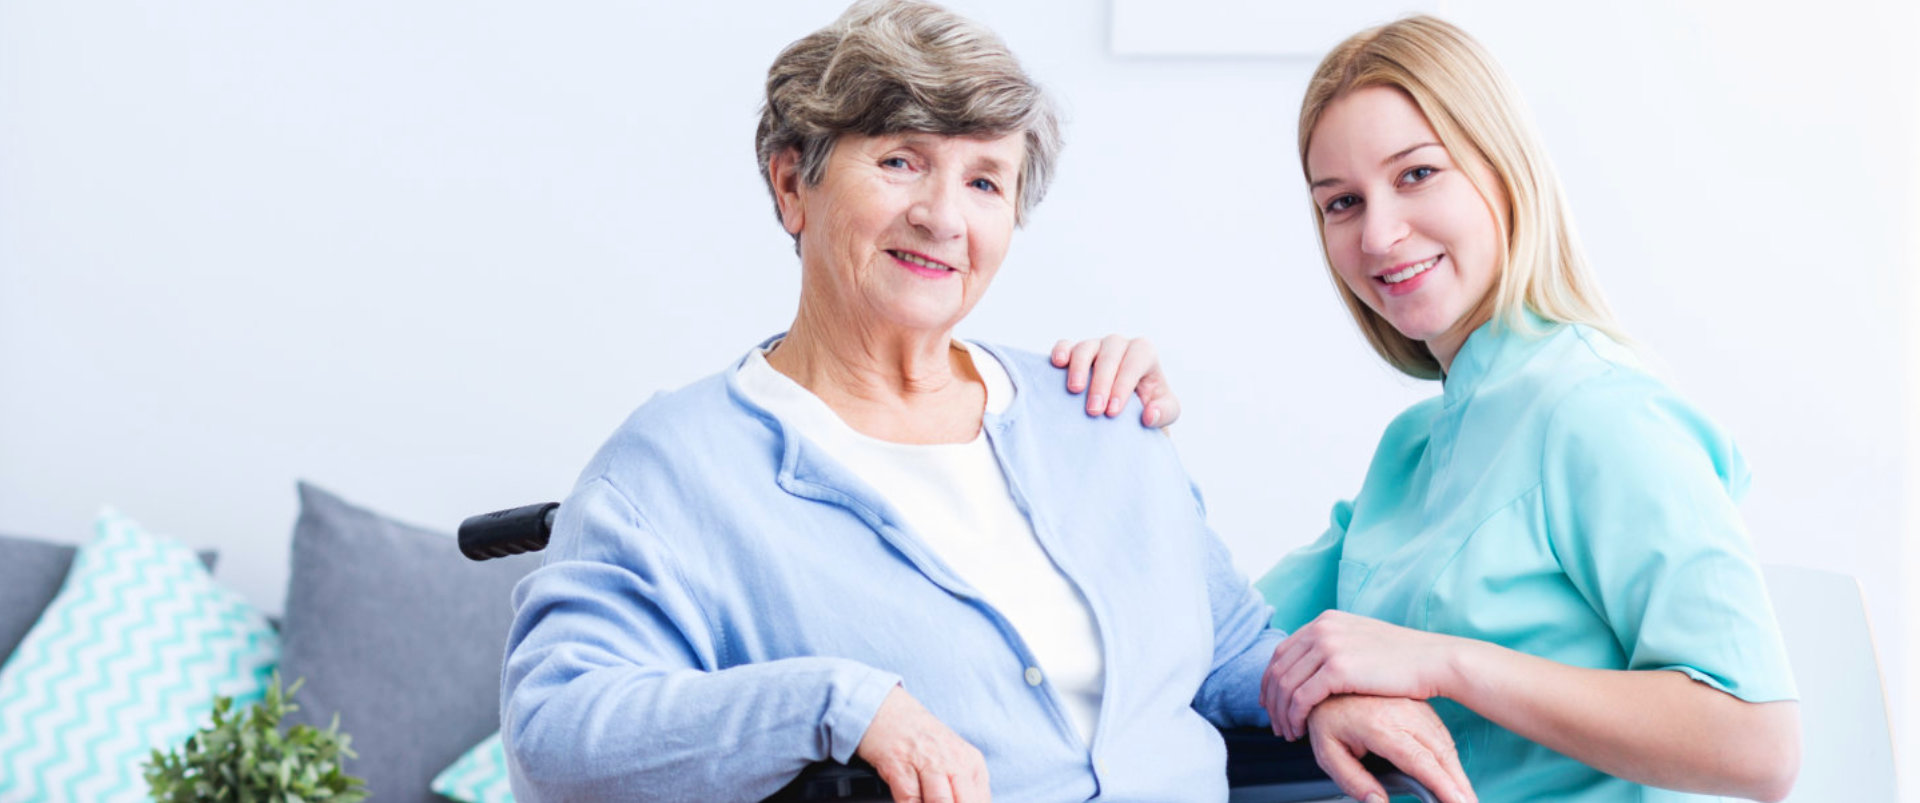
(462, 503, 1439, 803)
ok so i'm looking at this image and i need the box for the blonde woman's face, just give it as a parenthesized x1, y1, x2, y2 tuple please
(1306, 86, 1505, 370)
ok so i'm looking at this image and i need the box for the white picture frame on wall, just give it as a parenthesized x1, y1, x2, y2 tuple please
(1111, 0, 1442, 58)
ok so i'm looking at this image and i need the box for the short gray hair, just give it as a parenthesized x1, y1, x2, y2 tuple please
(755, 0, 1062, 227)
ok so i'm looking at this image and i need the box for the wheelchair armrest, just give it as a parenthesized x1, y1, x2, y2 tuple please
(1221, 726, 1401, 785)
(1221, 727, 1441, 803)
(764, 758, 888, 802)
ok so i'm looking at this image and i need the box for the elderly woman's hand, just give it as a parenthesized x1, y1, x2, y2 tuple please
(856, 685, 992, 803)
(1050, 335, 1181, 427)
(1306, 695, 1476, 803)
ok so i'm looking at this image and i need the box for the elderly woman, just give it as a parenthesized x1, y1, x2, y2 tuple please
(500, 2, 1473, 802)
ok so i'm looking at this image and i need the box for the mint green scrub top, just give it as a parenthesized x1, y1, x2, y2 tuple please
(1255, 319, 1797, 803)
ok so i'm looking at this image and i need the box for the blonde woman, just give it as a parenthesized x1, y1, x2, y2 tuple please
(1059, 15, 1800, 803)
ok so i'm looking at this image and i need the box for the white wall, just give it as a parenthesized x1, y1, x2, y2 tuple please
(2, 0, 1913, 795)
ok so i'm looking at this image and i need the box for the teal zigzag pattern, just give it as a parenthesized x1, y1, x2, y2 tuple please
(0, 510, 279, 803)
(431, 732, 516, 803)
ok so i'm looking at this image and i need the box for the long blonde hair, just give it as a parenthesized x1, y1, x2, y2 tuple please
(1299, 15, 1622, 379)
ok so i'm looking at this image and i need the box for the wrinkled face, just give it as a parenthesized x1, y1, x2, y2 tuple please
(1306, 86, 1506, 367)
(778, 131, 1024, 337)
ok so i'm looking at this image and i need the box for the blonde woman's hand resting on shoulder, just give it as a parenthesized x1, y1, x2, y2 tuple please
(1050, 335, 1180, 427)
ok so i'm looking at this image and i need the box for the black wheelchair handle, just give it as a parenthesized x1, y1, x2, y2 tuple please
(457, 502, 557, 561)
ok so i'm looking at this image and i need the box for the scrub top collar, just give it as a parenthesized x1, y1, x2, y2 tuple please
(1441, 309, 1562, 408)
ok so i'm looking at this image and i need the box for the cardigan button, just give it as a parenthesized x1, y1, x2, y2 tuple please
(1024, 666, 1044, 686)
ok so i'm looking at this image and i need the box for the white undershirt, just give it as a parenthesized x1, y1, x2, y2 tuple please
(737, 341, 1104, 746)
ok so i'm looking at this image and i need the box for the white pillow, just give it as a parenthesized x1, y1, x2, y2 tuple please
(0, 509, 279, 802)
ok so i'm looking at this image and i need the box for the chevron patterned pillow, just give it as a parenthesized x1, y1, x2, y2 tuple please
(0, 509, 279, 803)
(431, 733, 514, 803)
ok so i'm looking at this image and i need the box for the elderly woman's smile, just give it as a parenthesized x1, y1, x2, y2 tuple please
(774, 130, 1025, 335)
(888, 250, 954, 275)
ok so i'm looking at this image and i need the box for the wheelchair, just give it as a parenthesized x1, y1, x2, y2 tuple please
(461, 503, 1440, 803)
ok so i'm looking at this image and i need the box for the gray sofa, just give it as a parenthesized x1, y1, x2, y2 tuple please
(0, 482, 540, 803)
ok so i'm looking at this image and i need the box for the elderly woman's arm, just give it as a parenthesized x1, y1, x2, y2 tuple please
(502, 478, 909, 803)
(1186, 498, 1288, 728)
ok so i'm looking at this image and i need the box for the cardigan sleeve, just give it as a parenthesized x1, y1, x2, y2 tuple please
(501, 476, 902, 803)
(1186, 480, 1287, 729)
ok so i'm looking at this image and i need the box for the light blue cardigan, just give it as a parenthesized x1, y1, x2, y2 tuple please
(502, 342, 1282, 802)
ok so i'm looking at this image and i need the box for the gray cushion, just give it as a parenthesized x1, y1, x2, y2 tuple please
(0, 532, 216, 665)
(277, 482, 538, 803)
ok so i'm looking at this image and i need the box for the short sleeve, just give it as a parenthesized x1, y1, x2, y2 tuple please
(1254, 501, 1350, 634)
(1540, 375, 1796, 703)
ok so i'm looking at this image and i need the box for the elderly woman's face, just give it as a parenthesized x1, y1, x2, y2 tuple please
(780, 131, 1024, 336)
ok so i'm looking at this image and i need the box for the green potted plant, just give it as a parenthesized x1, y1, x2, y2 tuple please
(145, 675, 368, 803)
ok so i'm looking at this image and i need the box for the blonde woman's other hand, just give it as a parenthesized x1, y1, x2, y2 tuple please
(1263, 611, 1465, 739)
